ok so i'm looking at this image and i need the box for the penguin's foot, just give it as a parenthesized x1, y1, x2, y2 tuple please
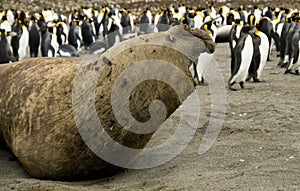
(193, 78, 200, 85)
(284, 69, 292, 74)
(280, 62, 288, 68)
(246, 76, 252, 81)
(287, 70, 300, 75)
(253, 78, 259, 82)
(255, 79, 266, 83)
(277, 60, 284, 67)
(228, 82, 237, 91)
(199, 77, 208, 86)
(199, 81, 208, 86)
(239, 81, 244, 89)
(228, 87, 238, 91)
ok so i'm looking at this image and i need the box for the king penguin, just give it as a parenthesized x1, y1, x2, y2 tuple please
(229, 30, 254, 90)
(0, 29, 16, 64)
(28, 15, 40, 57)
(11, 16, 29, 61)
(247, 28, 269, 82)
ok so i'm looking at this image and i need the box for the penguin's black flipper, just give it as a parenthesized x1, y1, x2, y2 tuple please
(6, 43, 16, 62)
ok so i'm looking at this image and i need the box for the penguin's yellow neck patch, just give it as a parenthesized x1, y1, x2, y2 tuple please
(255, 29, 260, 36)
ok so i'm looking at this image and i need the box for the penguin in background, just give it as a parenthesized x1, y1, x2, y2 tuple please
(247, 28, 269, 82)
(81, 18, 96, 48)
(41, 26, 58, 57)
(68, 20, 82, 50)
(56, 22, 68, 45)
(0, 15, 11, 32)
(248, 14, 256, 26)
(157, 9, 170, 32)
(207, 2, 217, 19)
(284, 19, 300, 74)
(6, 9, 15, 26)
(106, 11, 122, 49)
(187, 10, 196, 28)
(264, 7, 274, 20)
(172, 8, 182, 21)
(229, 19, 243, 72)
(274, 11, 283, 37)
(285, 31, 300, 74)
(201, 19, 217, 42)
(99, 8, 109, 39)
(28, 14, 40, 57)
(139, 10, 150, 34)
(11, 15, 29, 61)
(253, 6, 262, 24)
(58, 44, 79, 57)
(237, 7, 246, 24)
(170, 18, 181, 27)
(193, 9, 205, 29)
(278, 15, 296, 67)
(228, 26, 254, 90)
(226, 9, 235, 25)
(120, 8, 131, 34)
(37, 13, 47, 37)
(218, 6, 230, 25)
(0, 29, 16, 64)
(256, 17, 280, 61)
(146, 7, 152, 25)
(41, 28, 53, 57)
(0, 15, 12, 44)
(91, 10, 100, 39)
(11, 19, 23, 61)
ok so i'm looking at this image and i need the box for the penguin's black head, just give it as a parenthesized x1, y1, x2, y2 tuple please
(286, 17, 292, 23)
(30, 14, 36, 22)
(241, 25, 255, 34)
(18, 10, 26, 22)
(1, 15, 7, 22)
(188, 12, 195, 18)
(235, 19, 241, 25)
(0, 29, 7, 41)
(0, 29, 5, 35)
(48, 26, 54, 33)
(285, 9, 290, 15)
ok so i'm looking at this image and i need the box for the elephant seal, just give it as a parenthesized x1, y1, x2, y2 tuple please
(0, 25, 215, 180)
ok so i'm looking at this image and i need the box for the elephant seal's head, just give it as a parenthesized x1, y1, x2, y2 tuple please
(167, 24, 215, 53)
(161, 25, 215, 63)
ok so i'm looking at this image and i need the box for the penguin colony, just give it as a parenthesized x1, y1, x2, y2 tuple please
(0, 2, 299, 90)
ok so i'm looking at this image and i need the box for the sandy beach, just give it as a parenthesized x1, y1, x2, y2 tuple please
(0, 42, 299, 191)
